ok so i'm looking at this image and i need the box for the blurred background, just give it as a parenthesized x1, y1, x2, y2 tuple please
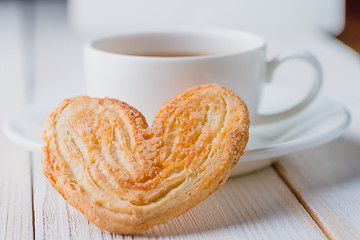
(0, 0, 359, 113)
(338, 0, 360, 53)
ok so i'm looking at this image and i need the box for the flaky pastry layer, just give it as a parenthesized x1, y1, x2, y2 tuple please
(42, 84, 249, 234)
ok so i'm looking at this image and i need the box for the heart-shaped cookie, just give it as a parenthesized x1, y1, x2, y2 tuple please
(42, 84, 249, 234)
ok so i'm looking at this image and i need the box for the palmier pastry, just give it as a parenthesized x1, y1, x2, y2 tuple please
(42, 84, 250, 234)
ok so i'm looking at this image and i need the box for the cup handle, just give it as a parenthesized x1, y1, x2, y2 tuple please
(255, 50, 323, 124)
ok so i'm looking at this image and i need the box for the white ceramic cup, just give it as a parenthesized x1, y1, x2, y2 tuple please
(84, 28, 322, 124)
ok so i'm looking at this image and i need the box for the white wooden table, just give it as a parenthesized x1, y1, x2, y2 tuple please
(1, 1, 360, 239)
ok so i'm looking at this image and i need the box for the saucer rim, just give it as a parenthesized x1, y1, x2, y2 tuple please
(2, 93, 351, 163)
(243, 102, 350, 161)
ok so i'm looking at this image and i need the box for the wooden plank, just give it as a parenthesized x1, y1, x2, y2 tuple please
(275, 137, 360, 239)
(0, 2, 33, 239)
(0, 143, 33, 240)
(33, 150, 325, 239)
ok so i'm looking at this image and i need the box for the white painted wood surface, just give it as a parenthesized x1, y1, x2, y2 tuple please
(2, 0, 360, 239)
(32, 153, 325, 239)
(275, 137, 360, 240)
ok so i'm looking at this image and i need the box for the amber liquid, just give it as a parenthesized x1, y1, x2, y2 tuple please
(130, 52, 206, 57)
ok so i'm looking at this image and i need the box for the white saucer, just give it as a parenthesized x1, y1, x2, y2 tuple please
(2, 86, 350, 177)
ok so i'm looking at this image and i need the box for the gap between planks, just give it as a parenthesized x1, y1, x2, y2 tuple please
(272, 163, 332, 240)
(30, 153, 36, 240)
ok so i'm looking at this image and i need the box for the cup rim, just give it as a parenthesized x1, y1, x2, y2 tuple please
(85, 27, 266, 61)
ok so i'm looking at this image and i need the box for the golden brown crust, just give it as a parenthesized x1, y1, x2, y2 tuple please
(41, 84, 250, 234)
